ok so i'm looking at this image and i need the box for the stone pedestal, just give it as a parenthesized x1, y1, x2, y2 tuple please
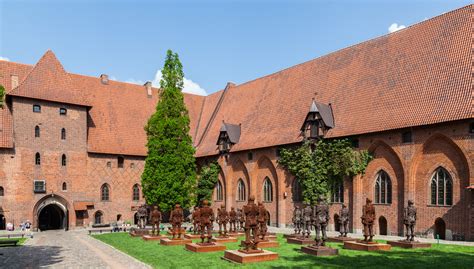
(184, 234, 202, 239)
(212, 237, 238, 243)
(264, 235, 277, 241)
(228, 232, 245, 237)
(283, 233, 300, 239)
(327, 236, 356, 243)
(160, 238, 192, 246)
(301, 245, 339, 256)
(256, 240, 280, 248)
(287, 237, 314, 245)
(185, 242, 226, 252)
(129, 228, 150, 237)
(167, 228, 186, 236)
(222, 250, 278, 264)
(343, 240, 391, 251)
(142, 235, 163, 241)
(387, 240, 432, 249)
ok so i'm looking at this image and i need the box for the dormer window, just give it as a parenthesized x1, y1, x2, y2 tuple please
(301, 99, 334, 140)
(217, 122, 241, 156)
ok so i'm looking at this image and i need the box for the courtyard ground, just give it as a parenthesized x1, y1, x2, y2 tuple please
(93, 232, 474, 269)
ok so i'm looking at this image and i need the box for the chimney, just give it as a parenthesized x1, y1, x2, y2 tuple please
(100, 74, 109, 85)
(144, 81, 152, 97)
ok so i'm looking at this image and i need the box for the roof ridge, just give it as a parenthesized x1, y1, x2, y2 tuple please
(232, 4, 473, 91)
(195, 88, 227, 147)
(192, 95, 207, 143)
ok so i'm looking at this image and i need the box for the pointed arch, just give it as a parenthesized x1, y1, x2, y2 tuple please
(263, 177, 273, 202)
(35, 152, 41, 165)
(215, 180, 224, 201)
(100, 183, 110, 201)
(61, 154, 67, 166)
(237, 179, 246, 201)
(132, 184, 140, 201)
(256, 155, 279, 225)
(35, 125, 40, 138)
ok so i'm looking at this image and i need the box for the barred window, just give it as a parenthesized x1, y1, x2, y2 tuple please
(237, 179, 246, 201)
(61, 128, 66, 140)
(263, 177, 273, 202)
(35, 153, 41, 165)
(132, 184, 140, 201)
(375, 170, 392, 204)
(61, 154, 67, 166)
(431, 167, 453, 206)
(101, 184, 110, 201)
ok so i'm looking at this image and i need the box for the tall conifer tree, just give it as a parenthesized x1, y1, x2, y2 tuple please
(141, 50, 196, 211)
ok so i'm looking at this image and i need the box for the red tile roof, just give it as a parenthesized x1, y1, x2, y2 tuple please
(0, 5, 472, 156)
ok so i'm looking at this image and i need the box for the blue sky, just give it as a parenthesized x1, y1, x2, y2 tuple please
(0, 0, 471, 95)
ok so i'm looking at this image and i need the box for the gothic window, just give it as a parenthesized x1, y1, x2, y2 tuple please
(430, 167, 453, 206)
(215, 181, 223, 201)
(237, 179, 246, 201)
(62, 182, 67, 191)
(118, 156, 124, 168)
(292, 178, 303, 202)
(61, 128, 66, 140)
(375, 170, 392, 204)
(101, 184, 110, 201)
(61, 154, 67, 166)
(132, 184, 140, 201)
(331, 181, 344, 203)
(263, 177, 273, 202)
(35, 152, 41, 165)
(94, 211, 103, 224)
(35, 126, 40, 138)
(33, 104, 41, 113)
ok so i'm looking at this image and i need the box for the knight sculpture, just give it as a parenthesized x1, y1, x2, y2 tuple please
(150, 205, 162, 236)
(217, 204, 229, 237)
(293, 205, 302, 235)
(361, 198, 375, 242)
(257, 202, 268, 240)
(170, 203, 184, 240)
(240, 195, 261, 253)
(403, 200, 417, 242)
(312, 196, 329, 246)
(192, 206, 201, 234)
(339, 204, 350, 237)
(198, 200, 214, 244)
(302, 202, 313, 238)
(229, 207, 237, 233)
(137, 204, 148, 229)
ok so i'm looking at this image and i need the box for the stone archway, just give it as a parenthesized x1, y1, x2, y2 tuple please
(34, 194, 69, 231)
(435, 218, 446, 240)
(379, 216, 388, 235)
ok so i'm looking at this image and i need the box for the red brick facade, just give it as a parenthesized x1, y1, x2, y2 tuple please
(0, 5, 472, 241)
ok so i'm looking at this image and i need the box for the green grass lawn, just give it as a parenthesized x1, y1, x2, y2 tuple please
(92, 233, 474, 269)
(0, 237, 27, 246)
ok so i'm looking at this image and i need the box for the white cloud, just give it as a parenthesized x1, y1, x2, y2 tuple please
(388, 23, 406, 33)
(126, 78, 144, 85)
(0, 56, 10, 61)
(151, 69, 207, 96)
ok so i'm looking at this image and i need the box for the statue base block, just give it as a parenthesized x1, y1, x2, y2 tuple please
(387, 240, 432, 249)
(327, 236, 355, 243)
(256, 240, 280, 248)
(185, 242, 226, 252)
(184, 234, 202, 239)
(228, 232, 245, 237)
(142, 235, 163, 241)
(265, 235, 277, 240)
(301, 245, 339, 256)
(222, 249, 278, 264)
(287, 237, 314, 245)
(212, 237, 238, 243)
(344, 240, 391, 251)
(129, 228, 150, 237)
(283, 233, 300, 238)
(160, 238, 192, 246)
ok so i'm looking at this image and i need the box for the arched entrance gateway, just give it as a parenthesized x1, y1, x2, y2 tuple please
(34, 194, 69, 231)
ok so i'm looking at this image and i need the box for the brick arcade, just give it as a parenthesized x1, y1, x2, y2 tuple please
(0, 5, 472, 241)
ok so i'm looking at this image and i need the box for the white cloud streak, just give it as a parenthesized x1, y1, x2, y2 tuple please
(0, 56, 10, 61)
(388, 23, 406, 33)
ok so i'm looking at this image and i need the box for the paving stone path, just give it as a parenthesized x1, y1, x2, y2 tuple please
(0, 230, 150, 269)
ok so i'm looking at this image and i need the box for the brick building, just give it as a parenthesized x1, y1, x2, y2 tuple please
(0, 5, 472, 240)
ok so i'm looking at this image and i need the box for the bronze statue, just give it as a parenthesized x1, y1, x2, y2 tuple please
(257, 202, 268, 240)
(192, 206, 201, 235)
(137, 204, 148, 229)
(229, 207, 237, 233)
(403, 200, 417, 242)
(170, 203, 184, 239)
(150, 205, 162, 236)
(217, 204, 229, 237)
(293, 205, 302, 235)
(361, 198, 375, 242)
(312, 196, 329, 246)
(240, 195, 261, 252)
(198, 200, 214, 244)
(339, 204, 349, 237)
(238, 208, 245, 231)
(302, 202, 312, 238)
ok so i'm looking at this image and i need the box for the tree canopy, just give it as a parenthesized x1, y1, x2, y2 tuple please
(196, 162, 221, 205)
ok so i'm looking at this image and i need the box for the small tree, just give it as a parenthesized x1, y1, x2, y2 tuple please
(141, 50, 197, 212)
(196, 162, 221, 205)
(278, 139, 372, 204)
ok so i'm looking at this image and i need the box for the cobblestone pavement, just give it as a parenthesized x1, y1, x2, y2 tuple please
(0, 229, 150, 269)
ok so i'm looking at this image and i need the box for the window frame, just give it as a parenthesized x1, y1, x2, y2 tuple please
(117, 156, 124, 168)
(35, 152, 41, 165)
(62, 182, 67, 191)
(263, 177, 273, 202)
(59, 108, 67, 116)
(101, 184, 110, 201)
(34, 180, 46, 193)
(132, 184, 140, 201)
(35, 126, 40, 138)
(215, 181, 224, 201)
(61, 128, 66, 140)
(33, 104, 41, 113)
(61, 154, 67, 167)
(237, 179, 246, 202)
(374, 170, 392, 204)
(430, 167, 453, 206)
(331, 181, 344, 203)
(0, 186, 4, 196)
(94, 211, 103, 224)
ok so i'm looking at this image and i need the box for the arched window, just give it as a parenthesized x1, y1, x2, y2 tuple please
(292, 178, 303, 202)
(101, 184, 110, 201)
(237, 179, 246, 201)
(0, 186, 4, 196)
(62, 182, 67, 191)
(35, 126, 40, 138)
(331, 181, 344, 203)
(215, 181, 223, 201)
(263, 177, 273, 202)
(61, 154, 67, 166)
(431, 167, 453, 206)
(132, 184, 140, 201)
(61, 128, 66, 140)
(94, 211, 103, 224)
(375, 170, 392, 204)
(35, 153, 41, 165)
